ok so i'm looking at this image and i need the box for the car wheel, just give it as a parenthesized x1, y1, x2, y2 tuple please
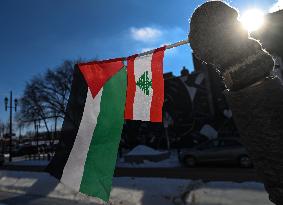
(239, 155, 252, 168)
(184, 156, 196, 167)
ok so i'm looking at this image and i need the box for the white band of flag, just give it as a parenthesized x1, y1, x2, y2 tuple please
(61, 88, 102, 191)
(125, 47, 165, 122)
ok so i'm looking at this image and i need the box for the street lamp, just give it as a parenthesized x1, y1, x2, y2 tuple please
(4, 91, 18, 162)
(14, 99, 18, 112)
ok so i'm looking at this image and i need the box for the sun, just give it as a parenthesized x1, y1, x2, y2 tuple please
(240, 9, 265, 32)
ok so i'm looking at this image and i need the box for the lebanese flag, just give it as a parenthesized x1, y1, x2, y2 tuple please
(125, 46, 165, 122)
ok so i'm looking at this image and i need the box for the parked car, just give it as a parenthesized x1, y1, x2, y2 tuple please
(179, 138, 253, 168)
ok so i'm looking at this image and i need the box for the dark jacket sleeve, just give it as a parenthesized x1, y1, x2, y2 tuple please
(225, 77, 283, 205)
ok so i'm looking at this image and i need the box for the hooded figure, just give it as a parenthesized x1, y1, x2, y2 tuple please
(190, 1, 283, 204)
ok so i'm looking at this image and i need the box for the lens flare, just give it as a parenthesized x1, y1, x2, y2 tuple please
(240, 9, 265, 32)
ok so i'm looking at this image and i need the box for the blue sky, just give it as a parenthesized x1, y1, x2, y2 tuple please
(0, 0, 279, 123)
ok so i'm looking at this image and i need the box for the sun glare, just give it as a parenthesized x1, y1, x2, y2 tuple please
(240, 9, 265, 32)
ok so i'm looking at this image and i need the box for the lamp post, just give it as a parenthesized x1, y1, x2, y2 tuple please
(34, 119, 40, 158)
(4, 91, 18, 162)
(0, 124, 4, 155)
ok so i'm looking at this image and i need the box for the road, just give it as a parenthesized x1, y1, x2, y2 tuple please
(115, 166, 260, 182)
(0, 164, 260, 182)
(0, 191, 98, 205)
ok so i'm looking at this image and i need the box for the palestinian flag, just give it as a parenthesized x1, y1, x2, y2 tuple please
(124, 47, 165, 122)
(47, 58, 126, 202)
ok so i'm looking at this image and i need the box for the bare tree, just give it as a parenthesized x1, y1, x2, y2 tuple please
(20, 76, 51, 134)
(36, 60, 74, 119)
(18, 60, 76, 140)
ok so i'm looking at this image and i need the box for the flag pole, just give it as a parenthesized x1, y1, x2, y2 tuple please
(136, 38, 190, 58)
(121, 38, 190, 61)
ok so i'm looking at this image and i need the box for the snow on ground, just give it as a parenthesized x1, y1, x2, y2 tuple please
(0, 170, 273, 205)
(190, 181, 272, 205)
(111, 178, 272, 205)
(117, 150, 181, 168)
(0, 170, 104, 204)
(111, 177, 189, 205)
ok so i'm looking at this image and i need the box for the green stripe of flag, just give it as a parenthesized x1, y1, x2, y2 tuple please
(79, 67, 127, 201)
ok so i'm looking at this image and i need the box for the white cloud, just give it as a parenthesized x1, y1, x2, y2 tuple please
(269, 0, 283, 12)
(130, 27, 162, 42)
(128, 26, 186, 58)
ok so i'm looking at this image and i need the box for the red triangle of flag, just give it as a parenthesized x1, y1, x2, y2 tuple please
(78, 58, 124, 98)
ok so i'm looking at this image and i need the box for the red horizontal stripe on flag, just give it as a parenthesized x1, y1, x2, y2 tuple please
(124, 55, 138, 120)
(78, 59, 124, 98)
(150, 47, 165, 122)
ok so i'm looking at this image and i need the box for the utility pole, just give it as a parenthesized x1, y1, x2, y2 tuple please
(54, 115, 57, 146)
(1, 125, 4, 155)
(18, 123, 22, 143)
(4, 91, 18, 162)
(34, 120, 39, 158)
(163, 112, 171, 151)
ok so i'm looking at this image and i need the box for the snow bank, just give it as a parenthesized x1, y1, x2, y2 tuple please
(126, 145, 166, 156)
(190, 181, 272, 205)
(124, 145, 170, 163)
(200, 124, 218, 139)
(117, 150, 180, 168)
(0, 171, 104, 204)
(112, 179, 272, 205)
(0, 170, 272, 205)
